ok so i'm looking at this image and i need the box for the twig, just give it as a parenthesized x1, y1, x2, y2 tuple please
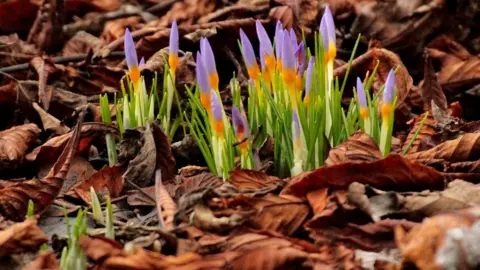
(124, 178, 157, 204)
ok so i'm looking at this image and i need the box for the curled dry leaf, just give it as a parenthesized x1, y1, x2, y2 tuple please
(401, 112, 436, 155)
(0, 219, 48, 258)
(325, 131, 382, 166)
(121, 121, 175, 188)
(32, 102, 70, 135)
(421, 50, 448, 110)
(0, 123, 41, 170)
(0, 113, 83, 221)
(229, 169, 284, 190)
(427, 36, 480, 94)
(155, 170, 177, 230)
(283, 154, 444, 197)
(65, 165, 124, 205)
(269, 5, 294, 30)
(24, 251, 60, 270)
(395, 207, 480, 270)
(406, 133, 480, 163)
(248, 194, 309, 236)
(62, 31, 103, 56)
(30, 56, 57, 111)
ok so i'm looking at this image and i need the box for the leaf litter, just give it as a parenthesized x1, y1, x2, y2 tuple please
(0, 0, 480, 269)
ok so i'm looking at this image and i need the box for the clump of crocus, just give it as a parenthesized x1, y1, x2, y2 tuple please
(354, 68, 397, 156)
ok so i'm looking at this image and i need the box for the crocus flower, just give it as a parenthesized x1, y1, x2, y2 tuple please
(356, 77, 369, 119)
(240, 29, 260, 82)
(124, 28, 140, 87)
(381, 69, 396, 120)
(295, 42, 306, 74)
(256, 20, 275, 72)
(282, 29, 296, 91)
(210, 90, 224, 138)
(292, 109, 302, 151)
(168, 20, 179, 76)
(304, 57, 314, 106)
(139, 57, 145, 68)
(259, 45, 272, 86)
(200, 38, 219, 92)
(275, 21, 283, 71)
(319, 6, 336, 64)
(232, 106, 249, 153)
(196, 52, 211, 112)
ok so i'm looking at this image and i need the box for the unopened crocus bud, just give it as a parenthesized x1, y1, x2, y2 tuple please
(168, 20, 179, 75)
(210, 90, 224, 137)
(196, 52, 211, 111)
(240, 29, 260, 82)
(124, 28, 140, 86)
(200, 38, 219, 92)
(232, 106, 249, 152)
(356, 77, 369, 119)
(304, 57, 314, 106)
(381, 69, 396, 120)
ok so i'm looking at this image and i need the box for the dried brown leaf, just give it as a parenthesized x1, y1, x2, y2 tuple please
(32, 102, 70, 135)
(192, 203, 252, 232)
(283, 154, 444, 197)
(151, 121, 176, 183)
(248, 194, 309, 236)
(395, 207, 480, 270)
(23, 251, 60, 270)
(401, 112, 436, 155)
(27, 0, 65, 52)
(155, 170, 176, 230)
(0, 219, 48, 258)
(62, 31, 103, 56)
(30, 57, 57, 111)
(229, 169, 284, 190)
(26, 122, 118, 163)
(0, 113, 83, 221)
(0, 0, 38, 33)
(0, 123, 40, 170)
(65, 165, 124, 204)
(326, 131, 382, 165)
(306, 188, 329, 215)
(269, 6, 294, 30)
(421, 51, 448, 110)
(406, 133, 480, 163)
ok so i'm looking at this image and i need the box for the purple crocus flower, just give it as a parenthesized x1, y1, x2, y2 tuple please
(289, 29, 298, 48)
(139, 57, 145, 68)
(275, 21, 283, 68)
(383, 69, 396, 104)
(305, 57, 314, 96)
(124, 28, 140, 85)
(292, 109, 301, 146)
(210, 90, 224, 137)
(256, 20, 273, 57)
(196, 52, 211, 111)
(168, 20, 179, 74)
(232, 106, 249, 140)
(320, 6, 336, 62)
(356, 77, 367, 108)
(200, 38, 219, 91)
(281, 29, 296, 73)
(240, 29, 260, 81)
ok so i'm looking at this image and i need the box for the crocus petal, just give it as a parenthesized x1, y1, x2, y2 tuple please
(232, 106, 249, 139)
(383, 69, 396, 104)
(211, 90, 223, 122)
(281, 30, 295, 71)
(295, 41, 306, 74)
(200, 38, 217, 75)
(139, 57, 145, 68)
(319, 15, 329, 50)
(275, 21, 283, 61)
(289, 29, 298, 48)
(240, 29, 257, 68)
(305, 57, 314, 95)
(324, 6, 336, 44)
(169, 20, 179, 55)
(292, 109, 301, 142)
(196, 52, 210, 94)
(124, 28, 138, 70)
(256, 20, 273, 56)
(356, 77, 368, 108)
(259, 45, 267, 70)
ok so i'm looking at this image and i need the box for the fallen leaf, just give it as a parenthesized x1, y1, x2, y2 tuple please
(192, 203, 252, 232)
(421, 50, 448, 110)
(62, 31, 103, 56)
(23, 251, 60, 270)
(151, 121, 176, 183)
(0, 0, 39, 33)
(229, 169, 284, 190)
(0, 123, 41, 171)
(306, 188, 329, 215)
(29, 57, 57, 111)
(406, 133, 480, 163)
(65, 165, 124, 205)
(0, 219, 48, 258)
(32, 102, 70, 135)
(283, 154, 444, 197)
(27, 0, 65, 52)
(155, 170, 176, 230)
(0, 112, 83, 221)
(395, 207, 480, 270)
(248, 194, 309, 236)
(26, 122, 118, 163)
(326, 131, 382, 166)
(401, 112, 436, 155)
